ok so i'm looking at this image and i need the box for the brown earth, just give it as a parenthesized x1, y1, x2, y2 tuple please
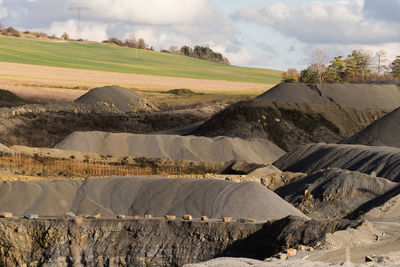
(0, 62, 273, 105)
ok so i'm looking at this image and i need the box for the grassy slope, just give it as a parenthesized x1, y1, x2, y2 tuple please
(0, 35, 281, 84)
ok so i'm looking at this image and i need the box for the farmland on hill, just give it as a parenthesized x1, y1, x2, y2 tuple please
(0, 35, 281, 84)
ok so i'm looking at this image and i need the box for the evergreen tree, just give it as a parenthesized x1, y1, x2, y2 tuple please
(391, 56, 400, 78)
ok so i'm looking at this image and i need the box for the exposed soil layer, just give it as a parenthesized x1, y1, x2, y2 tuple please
(0, 150, 225, 179)
(193, 101, 385, 151)
(345, 107, 400, 148)
(0, 216, 359, 266)
(0, 105, 221, 147)
(274, 144, 400, 182)
(276, 168, 397, 220)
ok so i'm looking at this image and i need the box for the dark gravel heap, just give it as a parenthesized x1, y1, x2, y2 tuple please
(75, 85, 155, 112)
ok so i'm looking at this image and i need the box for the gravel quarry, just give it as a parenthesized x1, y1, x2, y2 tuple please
(0, 82, 400, 266)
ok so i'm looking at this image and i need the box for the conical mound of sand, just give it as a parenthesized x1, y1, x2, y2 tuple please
(54, 131, 285, 164)
(274, 143, 400, 182)
(256, 83, 400, 110)
(0, 177, 308, 221)
(276, 168, 397, 219)
(346, 107, 400, 148)
(74, 85, 155, 112)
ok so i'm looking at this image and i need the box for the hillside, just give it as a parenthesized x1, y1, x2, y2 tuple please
(0, 35, 281, 84)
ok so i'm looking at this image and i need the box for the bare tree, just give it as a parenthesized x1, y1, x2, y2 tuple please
(376, 50, 387, 76)
(169, 45, 178, 54)
(137, 38, 146, 49)
(361, 50, 374, 80)
(311, 48, 329, 83)
(124, 35, 137, 48)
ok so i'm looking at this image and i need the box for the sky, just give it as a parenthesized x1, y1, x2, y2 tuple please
(0, 0, 400, 71)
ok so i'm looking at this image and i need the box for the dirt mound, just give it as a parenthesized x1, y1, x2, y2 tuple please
(74, 85, 155, 112)
(0, 89, 24, 107)
(257, 83, 400, 110)
(276, 168, 397, 219)
(345, 107, 400, 148)
(274, 144, 400, 182)
(54, 131, 285, 164)
(193, 101, 385, 151)
(0, 177, 308, 221)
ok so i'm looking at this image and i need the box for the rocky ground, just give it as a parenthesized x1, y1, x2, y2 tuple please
(0, 216, 363, 266)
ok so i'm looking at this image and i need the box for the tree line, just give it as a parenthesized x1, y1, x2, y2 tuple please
(102, 36, 149, 50)
(282, 49, 400, 83)
(104, 37, 230, 64)
(175, 45, 230, 64)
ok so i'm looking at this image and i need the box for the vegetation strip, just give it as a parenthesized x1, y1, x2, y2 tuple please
(0, 152, 224, 179)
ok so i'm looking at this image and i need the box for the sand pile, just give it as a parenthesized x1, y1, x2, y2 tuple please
(346, 107, 400, 148)
(74, 85, 155, 112)
(274, 144, 400, 182)
(54, 131, 285, 164)
(256, 83, 400, 110)
(0, 177, 307, 220)
(276, 168, 397, 219)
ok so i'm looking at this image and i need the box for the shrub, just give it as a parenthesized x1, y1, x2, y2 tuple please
(281, 68, 300, 83)
(2, 27, 20, 37)
(62, 32, 70, 40)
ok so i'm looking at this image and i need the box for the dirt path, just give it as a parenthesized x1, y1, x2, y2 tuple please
(307, 221, 400, 264)
(0, 62, 274, 103)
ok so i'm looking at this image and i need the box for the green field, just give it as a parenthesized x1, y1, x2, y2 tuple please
(0, 35, 281, 84)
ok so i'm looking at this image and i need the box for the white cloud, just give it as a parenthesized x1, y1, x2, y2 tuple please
(0, 0, 7, 18)
(68, 0, 209, 26)
(45, 20, 108, 41)
(212, 43, 251, 65)
(0, 0, 236, 51)
(232, 0, 400, 45)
